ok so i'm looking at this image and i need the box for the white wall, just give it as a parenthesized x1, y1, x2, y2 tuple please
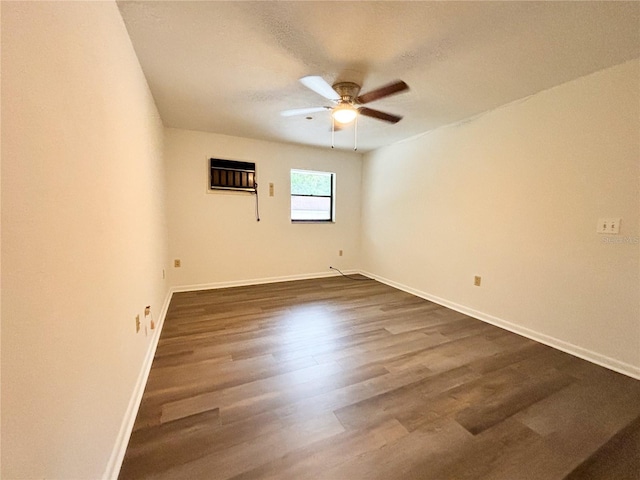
(1, 2, 168, 478)
(165, 128, 362, 288)
(361, 59, 640, 377)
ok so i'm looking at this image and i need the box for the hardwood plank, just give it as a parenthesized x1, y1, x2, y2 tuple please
(316, 418, 473, 480)
(454, 368, 574, 435)
(227, 418, 409, 480)
(149, 412, 345, 480)
(564, 415, 640, 480)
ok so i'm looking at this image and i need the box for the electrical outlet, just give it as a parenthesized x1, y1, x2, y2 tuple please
(269, 183, 274, 197)
(135, 314, 141, 333)
(474, 276, 482, 287)
(174, 259, 181, 268)
(339, 250, 343, 256)
(597, 218, 621, 234)
(144, 306, 151, 316)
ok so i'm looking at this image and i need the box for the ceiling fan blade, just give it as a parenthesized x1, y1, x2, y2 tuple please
(300, 76, 340, 101)
(359, 107, 403, 124)
(357, 80, 409, 104)
(280, 106, 330, 117)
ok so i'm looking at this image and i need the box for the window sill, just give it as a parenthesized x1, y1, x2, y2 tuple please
(291, 220, 335, 224)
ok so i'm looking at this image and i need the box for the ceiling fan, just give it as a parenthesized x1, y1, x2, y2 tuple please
(281, 76, 409, 126)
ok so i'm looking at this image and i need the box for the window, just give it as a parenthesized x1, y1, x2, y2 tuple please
(291, 169, 335, 222)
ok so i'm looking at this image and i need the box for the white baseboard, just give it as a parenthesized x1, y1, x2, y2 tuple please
(360, 270, 640, 380)
(102, 288, 174, 480)
(171, 269, 359, 293)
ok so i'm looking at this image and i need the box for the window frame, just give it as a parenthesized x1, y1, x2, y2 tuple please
(290, 169, 336, 223)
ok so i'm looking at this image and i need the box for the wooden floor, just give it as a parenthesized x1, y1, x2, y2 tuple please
(119, 277, 640, 480)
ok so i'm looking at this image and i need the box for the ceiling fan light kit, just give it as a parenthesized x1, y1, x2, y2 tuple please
(332, 104, 358, 124)
(282, 75, 409, 149)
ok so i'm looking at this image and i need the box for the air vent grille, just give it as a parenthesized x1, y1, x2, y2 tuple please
(209, 159, 256, 192)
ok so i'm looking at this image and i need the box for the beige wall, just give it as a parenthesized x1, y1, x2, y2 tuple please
(0, 2, 3, 473)
(164, 128, 362, 288)
(361, 59, 640, 376)
(1, 2, 168, 478)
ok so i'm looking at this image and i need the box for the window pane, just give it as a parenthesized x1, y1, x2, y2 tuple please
(291, 195, 331, 220)
(291, 169, 334, 222)
(291, 171, 332, 196)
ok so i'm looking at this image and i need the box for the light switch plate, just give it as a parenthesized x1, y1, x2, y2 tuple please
(597, 218, 621, 234)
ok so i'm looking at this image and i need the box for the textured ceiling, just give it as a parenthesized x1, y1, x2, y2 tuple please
(117, 1, 640, 152)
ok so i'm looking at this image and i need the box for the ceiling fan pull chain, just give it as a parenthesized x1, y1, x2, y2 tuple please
(331, 116, 335, 149)
(354, 114, 358, 151)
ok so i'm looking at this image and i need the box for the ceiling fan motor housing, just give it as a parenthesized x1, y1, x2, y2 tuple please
(332, 82, 361, 103)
